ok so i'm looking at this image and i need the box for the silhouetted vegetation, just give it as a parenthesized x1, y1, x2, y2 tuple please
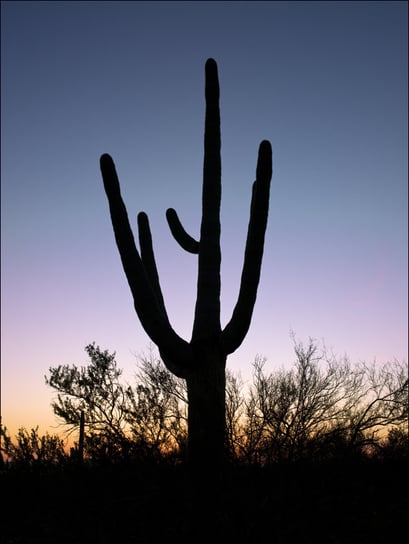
(0, 426, 66, 469)
(231, 338, 408, 464)
(42, 343, 188, 464)
(2, 338, 407, 543)
(22, 338, 407, 467)
(4, 337, 406, 469)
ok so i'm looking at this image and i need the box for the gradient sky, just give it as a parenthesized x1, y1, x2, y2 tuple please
(1, 1, 407, 437)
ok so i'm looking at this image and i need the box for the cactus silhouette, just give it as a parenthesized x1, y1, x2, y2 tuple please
(78, 410, 85, 463)
(100, 59, 272, 467)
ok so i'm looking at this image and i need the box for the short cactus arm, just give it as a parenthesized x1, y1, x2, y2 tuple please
(100, 153, 192, 370)
(221, 140, 272, 355)
(166, 208, 199, 254)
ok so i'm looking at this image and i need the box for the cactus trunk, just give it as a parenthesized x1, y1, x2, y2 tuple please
(187, 345, 226, 467)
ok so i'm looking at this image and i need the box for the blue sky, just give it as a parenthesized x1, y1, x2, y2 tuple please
(1, 1, 407, 434)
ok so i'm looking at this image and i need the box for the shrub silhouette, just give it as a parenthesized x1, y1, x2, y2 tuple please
(44, 339, 408, 465)
(0, 426, 66, 468)
(100, 58, 272, 467)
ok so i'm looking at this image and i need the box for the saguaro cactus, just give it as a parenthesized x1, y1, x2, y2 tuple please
(100, 59, 272, 467)
(78, 410, 85, 463)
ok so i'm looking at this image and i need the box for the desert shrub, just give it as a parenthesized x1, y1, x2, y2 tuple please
(0, 426, 67, 469)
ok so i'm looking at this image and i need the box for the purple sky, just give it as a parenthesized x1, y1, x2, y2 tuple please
(1, 1, 407, 435)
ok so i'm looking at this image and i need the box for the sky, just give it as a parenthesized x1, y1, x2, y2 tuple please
(1, 1, 408, 437)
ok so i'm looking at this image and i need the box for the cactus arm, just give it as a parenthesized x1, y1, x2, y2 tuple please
(137, 212, 169, 319)
(192, 58, 222, 343)
(221, 140, 272, 355)
(166, 208, 199, 254)
(100, 153, 192, 371)
(137, 211, 191, 378)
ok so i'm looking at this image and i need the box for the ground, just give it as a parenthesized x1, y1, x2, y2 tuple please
(1, 459, 407, 543)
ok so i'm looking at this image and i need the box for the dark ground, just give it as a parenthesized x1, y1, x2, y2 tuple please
(1, 459, 407, 544)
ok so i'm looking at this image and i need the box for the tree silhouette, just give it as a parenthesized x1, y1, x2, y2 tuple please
(100, 58, 272, 468)
(45, 343, 131, 460)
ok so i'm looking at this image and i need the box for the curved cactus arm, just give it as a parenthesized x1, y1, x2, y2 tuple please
(100, 153, 192, 371)
(192, 58, 222, 343)
(166, 208, 199, 254)
(221, 140, 272, 355)
(137, 212, 169, 318)
(159, 349, 189, 379)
